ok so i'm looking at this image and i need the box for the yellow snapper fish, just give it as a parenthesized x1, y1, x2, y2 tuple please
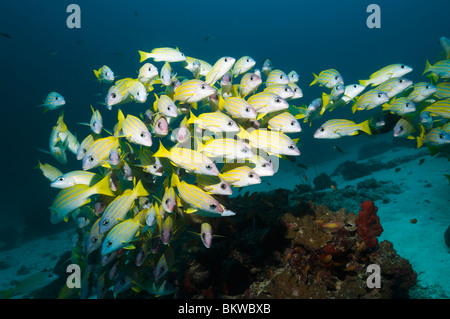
(219, 165, 261, 187)
(286, 83, 303, 100)
(138, 63, 159, 84)
(393, 118, 416, 139)
(52, 111, 80, 155)
(201, 137, 253, 160)
(288, 70, 300, 83)
(99, 179, 149, 234)
(266, 112, 302, 133)
(77, 134, 96, 160)
(263, 84, 295, 100)
(359, 63, 413, 87)
(247, 92, 289, 116)
(187, 110, 239, 133)
(266, 69, 290, 86)
(173, 79, 216, 104)
(171, 173, 225, 216)
(101, 209, 146, 255)
(218, 95, 257, 119)
(351, 89, 389, 113)
(238, 72, 262, 97)
(136, 148, 164, 176)
(261, 58, 273, 76)
(416, 127, 450, 148)
(205, 56, 236, 85)
(382, 97, 416, 115)
(407, 82, 437, 103)
(182, 56, 212, 78)
(422, 98, 450, 118)
(150, 113, 169, 137)
(195, 175, 233, 196)
(237, 126, 300, 156)
(105, 79, 133, 110)
(86, 217, 105, 254)
(126, 79, 148, 103)
(82, 136, 121, 170)
(36, 163, 63, 186)
(0, 271, 59, 299)
(78, 105, 103, 135)
(310, 69, 344, 89)
(160, 215, 175, 245)
(159, 62, 176, 86)
(47, 117, 69, 165)
(117, 109, 152, 147)
(220, 72, 233, 95)
(435, 82, 450, 99)
(440, 36, 450, 59)
(314, 119, 372, 139)
(93, 65, 115, 83)
(231, 56, 256, 78)
(138, 47, 186, 62)
(153, 94, 178, 118)
(162, 186, 177, 214)
(153, 141, 220, 176)
(50, 175, 114, 224)
(51, 170, 102, 189)
(341, 84, 366, 104)
(375, 77, 413, 98)
(423, 59, 450, 79)
(38, 92, 65, 112)
(248, 155, 275, 177)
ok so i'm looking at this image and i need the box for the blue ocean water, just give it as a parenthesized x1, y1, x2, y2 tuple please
(0, 0, 449, 299)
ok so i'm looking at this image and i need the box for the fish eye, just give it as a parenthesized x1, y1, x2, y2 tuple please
(248, 173, 254, 178)
(294, 88, 298, 92)
(227, 121, 233, 126)
(181, 53, 185, 56)
(157, 121, 161, 128)
(335, 76, 338, 80)
(140, 132, 146, 138)
(111, 93, 117, 99)
(209, 203, 217, 209)
(242, 147, 248, 153)
(224, 58, 228, 62)
(377, 93, 382, 98)
(206, 164, 213, 170)
(280, 75, 284, 79)
(399, 126, 404, 132)
(102, 219, 109, 226)
(152, 165, 158, 169)
(165, 199, 170, 205)
(425, 85, 429, 89)
(246, 58, 250, 62)
(88, 156, 94, 162)
(399, 79, 403, 83)
(202, 233, 206, 239)
(148, 67, 152, 71)
(288, 145, 295, 150)
(55, 97, 59, 100)
(167, 106, 171, 111)
(220, 183, 227, 190)
(245, 107, 250, 112)
(107, 240, 113, 247)
(319, 127, 325, 132)
(92, 236, 98, 243)
(439, 133, 444, 139)
(58, 177, 64, 182)
(405, 103, 410, 107)
(401, 65, 405, 69)
(250, 76, 254, 81)
(291, 121, 296, 126)
(353, 85, 357, 88)
(275, 98, 281, 103)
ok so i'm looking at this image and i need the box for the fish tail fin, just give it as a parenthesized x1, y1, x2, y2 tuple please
(138, 50, 151, 63)
(153, 93, 159, 112)
(359, 79, 369, 87)
(91, 175, 115, 197)
(117, 109, 125, 132)
(423, 59, 432, 75)
(416, 136, 424, 148)
(358, 120, 372, 135)
(309, 73, 318, 86)
(351, 102, 358, 114)
(319, 93, 329, 115)
(134, 179, 149, 197)
(153, 140, 170, 158)
(186, 110, 197, 125)
(93, 69, 101, 81)
(218, 95, 225, 111)
(171, 172, 180, 188)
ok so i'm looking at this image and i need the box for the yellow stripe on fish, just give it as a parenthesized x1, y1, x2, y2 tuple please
(186, 110, 239, 133)
(82, 136, 121, 170)
(423, 98, 450, 118)
(138, 47, 186, 62)
(117, 109, 152, 147)
(37, 161, 63, 182)
(173, 79, 216, 104)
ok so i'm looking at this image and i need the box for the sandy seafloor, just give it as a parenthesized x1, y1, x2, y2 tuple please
(1, 135, 449, 298)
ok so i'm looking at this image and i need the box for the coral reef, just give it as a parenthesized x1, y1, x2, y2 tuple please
(313, 173, 336, 191)
(176, 190, 417, 299)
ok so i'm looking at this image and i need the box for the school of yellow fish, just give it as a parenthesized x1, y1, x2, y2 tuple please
(35, 37, 450, 298)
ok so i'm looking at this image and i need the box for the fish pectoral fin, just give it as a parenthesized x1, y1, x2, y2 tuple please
(123, 243, 136, 250)
(185, 207, 197, 214)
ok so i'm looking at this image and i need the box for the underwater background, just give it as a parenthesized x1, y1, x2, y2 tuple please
(0, 0, 449, 299)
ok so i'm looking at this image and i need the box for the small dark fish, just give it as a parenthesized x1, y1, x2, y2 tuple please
(203, 35, 211, 42)
(333, 145, 345, 154)
(297, 163, 308, 170)
(418, 158, 425, 165)
(395, 168, 401, 173)
(0, 32, 12, 40)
